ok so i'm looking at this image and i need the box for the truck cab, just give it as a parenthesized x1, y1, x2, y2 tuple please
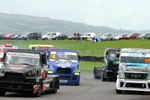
(116, 48, 150, 94)
(29, 44, 55, 55)
(47, 49, 80, 85)
(0, 49, 59, 97)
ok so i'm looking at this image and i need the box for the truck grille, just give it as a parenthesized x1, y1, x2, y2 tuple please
(125, 73, 147, 79)
(59, 76, 71, 80)
(125, 83, 146, 88)
(56, 68, 71, 74)
(4, 72, 24, 81)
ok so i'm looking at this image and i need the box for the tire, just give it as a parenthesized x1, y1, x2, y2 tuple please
(33, 86, 42, 97)
(116, 89, 122, 94)
(93, 67, 102, 79)
(0, 92, 5, 96)
(51, 80, 58, 93)
(101, 70, 106, 81)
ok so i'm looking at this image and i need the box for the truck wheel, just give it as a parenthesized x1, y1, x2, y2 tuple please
(0, 92, 5, 96)
(116, 89, 122, 94)
(51, 81, 58, 93)
(101, 70, 106, 81)
(33, 86, 42, 97)
(93, 67, 102, 79)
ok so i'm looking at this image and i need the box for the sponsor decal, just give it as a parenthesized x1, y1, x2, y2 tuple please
(7, 52, 39, 58)
(11, 66, 22, 69)
(121, 53, 150, 57)
(60, 80, 68, 83)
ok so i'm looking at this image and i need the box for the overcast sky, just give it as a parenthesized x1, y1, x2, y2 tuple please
(0, 0, 150, 30)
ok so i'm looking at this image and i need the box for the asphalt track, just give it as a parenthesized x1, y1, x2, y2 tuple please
(0, 71, 150, 100)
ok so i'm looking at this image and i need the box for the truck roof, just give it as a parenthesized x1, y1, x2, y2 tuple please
(29, 44, 54, 49)
(105, 48, 120, 51)
(121, 48, 150, 54)
(50, 49, 78, 53)
(7, 49, 46, 55)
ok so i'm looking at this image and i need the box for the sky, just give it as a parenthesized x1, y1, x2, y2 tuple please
(0, 0, 150, 30)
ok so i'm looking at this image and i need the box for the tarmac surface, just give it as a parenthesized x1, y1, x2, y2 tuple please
(0, 71, 150, 100)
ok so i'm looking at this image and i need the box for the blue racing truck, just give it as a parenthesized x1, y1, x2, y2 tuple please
(47, 49, 80, 85)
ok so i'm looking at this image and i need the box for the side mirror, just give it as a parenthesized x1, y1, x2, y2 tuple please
(42, 55, 47, 65)
(78, 55, 80, 61)
(116, 52, 120, 57)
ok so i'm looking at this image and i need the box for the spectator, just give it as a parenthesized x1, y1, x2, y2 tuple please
(74, 33, 76, 37)
(77, 33, 80, 37)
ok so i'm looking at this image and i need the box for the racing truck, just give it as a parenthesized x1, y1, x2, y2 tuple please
(47, 49, 80, 85)
(29, 44, 55, 56)
(0, 49, 59, 97)
(93, 48, 120, 81)
(116, 48, 150, 94)
(0, 43, 18, 53)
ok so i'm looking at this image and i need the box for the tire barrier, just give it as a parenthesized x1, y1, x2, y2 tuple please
(79, 56, 104, 62)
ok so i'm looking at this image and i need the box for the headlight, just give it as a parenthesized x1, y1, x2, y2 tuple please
(48, 70, 53, 74)
(118, 70, 124, 79)
(74, 72, 80, 75)
(27, 70, 36, 76)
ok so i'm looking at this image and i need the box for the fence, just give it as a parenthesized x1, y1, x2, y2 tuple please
(79, 56, 104, 62)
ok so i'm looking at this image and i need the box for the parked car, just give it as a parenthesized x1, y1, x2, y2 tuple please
(144, 33, 150, 39)
(25, 32, 42, 40)
(68, 33, 82, 40)
(80, 32, 95, 41)
(100, 33, 112, 41)
(12, 34, 21, 40)
(0, 34, 5, 40)
(137, 33, 150, 39)
(42, 32, 61, 40)
(112, 34, 127, 40)
(52, 34, 68, 40)
(17, 34, 27, 40)
(125, 33, 140, 39)
(4, 34, 15, 40)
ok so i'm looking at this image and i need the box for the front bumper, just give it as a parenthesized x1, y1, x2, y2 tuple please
(0, 80, 38, 92)
(48, 74, 80, 85)
(116, 78, 150, 92)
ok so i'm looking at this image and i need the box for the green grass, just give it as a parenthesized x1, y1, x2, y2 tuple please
(0, 39, 149, 71)
(80, 61, 103, 71)
(0, 39, 149, 56)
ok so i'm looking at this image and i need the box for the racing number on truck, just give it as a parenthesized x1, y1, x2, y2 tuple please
(145, 58, 150, 63)
(51, 54, 56, 59)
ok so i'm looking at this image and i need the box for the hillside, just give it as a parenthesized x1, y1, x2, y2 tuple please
(0, 13, 133, 35)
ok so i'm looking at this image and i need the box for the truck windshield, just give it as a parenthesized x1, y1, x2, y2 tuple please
(4, 53, 40, 65)
(51, 52, 78, 61)
(108, 50, 119, 61)
(120, 56, 150, 64)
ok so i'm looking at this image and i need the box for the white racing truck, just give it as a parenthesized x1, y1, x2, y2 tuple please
(116, 48, 150, 94)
